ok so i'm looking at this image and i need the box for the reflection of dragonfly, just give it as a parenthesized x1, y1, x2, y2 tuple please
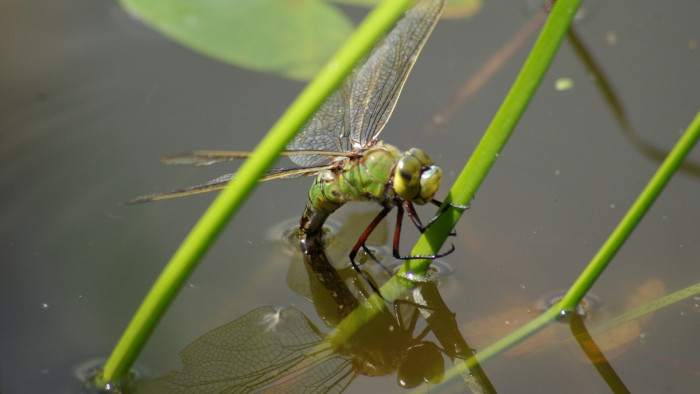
(146, 239, 494, 393)
(154, 277, 462, 392)
(155, 304, 445, 392)
(145, 207, 495, 393)
(130, 0, 457, 274)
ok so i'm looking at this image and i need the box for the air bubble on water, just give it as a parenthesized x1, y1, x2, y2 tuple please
(536, 290, 601, 322)
(75, 358, 147, 392)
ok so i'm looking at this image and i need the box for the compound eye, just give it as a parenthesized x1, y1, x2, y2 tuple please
(419, 166, 441, 202)
(408, 148, 432, 166)
(394, 155, 421, 200)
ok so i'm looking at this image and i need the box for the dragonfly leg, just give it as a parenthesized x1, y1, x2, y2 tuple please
(421, 199, 471, 235)
(360, 244, 394, 275)
(349, 206, 392, 268)
(393, 201, 456, 260)
(431, 198, 470, 212)
(348, 206, 395, 299)
(404, 201, 426, 232)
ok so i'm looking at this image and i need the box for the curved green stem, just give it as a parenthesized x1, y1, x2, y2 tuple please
(335, 0, 583, 389)
(558, 109, 700, 310)
(96, 0, 418, 387)
(434, 108, 700, 390)
(398, 0, 581, 280)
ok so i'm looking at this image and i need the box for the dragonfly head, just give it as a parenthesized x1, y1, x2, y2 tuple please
(394, 148, 441, 205)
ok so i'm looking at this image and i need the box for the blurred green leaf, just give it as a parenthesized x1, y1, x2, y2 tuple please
(329, 0, 481, 19)
(119, 0, 354, 80)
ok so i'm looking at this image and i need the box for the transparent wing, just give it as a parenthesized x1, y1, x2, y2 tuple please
(286, 0, 445, 164)
(286, 84, 353, 167)
(161, 150, 354, 167)
(348, 0, 445, 147)
(125, 165, 334, 204)
(162, 306, 356, 393)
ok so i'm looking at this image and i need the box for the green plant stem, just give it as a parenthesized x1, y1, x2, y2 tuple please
(334, 0, 582, 388)
(96, 0, 418, 387)
(435, 110, 700, 390)
(398, 0, 581, 280)
(558, 109, 700, 311)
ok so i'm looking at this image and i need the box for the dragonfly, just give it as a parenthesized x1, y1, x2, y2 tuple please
(130, 0, 459, 276)
(155, 304, 447, 392)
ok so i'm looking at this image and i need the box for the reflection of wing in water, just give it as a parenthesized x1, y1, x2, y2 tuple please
(162, 306, 356, 393)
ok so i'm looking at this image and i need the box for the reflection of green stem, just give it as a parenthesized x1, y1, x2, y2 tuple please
(569, 314, 630, 392)
(96, 0, 418, 387)
(567, 27, 700, 177)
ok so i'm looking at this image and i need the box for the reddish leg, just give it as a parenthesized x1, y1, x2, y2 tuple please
(348, 206, 394, 273)
(347, 206, 395, 297)
(403, 200, 426, 231)
(392, 200, 455, 260)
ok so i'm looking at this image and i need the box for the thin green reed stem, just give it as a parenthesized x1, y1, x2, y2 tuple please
(334, 0, 582, 383)
(399, 0, 581, 279)
(558, 109, 700, 310)
(97, 0, 417, 386)
(432, 110, 700, 391)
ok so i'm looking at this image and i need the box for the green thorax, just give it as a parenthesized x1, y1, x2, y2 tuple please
(301, 141, 442, 235)
(308, 141, 402, 214)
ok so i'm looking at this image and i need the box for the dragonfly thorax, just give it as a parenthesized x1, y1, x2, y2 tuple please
(300, 143, 441, 235)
